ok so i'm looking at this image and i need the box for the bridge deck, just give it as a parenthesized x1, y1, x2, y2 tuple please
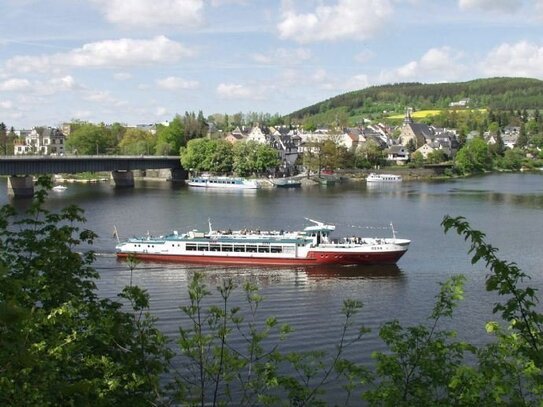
(0, 155, 182, 176)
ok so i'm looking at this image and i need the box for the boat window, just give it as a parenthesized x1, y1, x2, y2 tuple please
(246, 245, 257, 252)
(222, 245, 233, 252)
(197, 244, 209, 251)
(186, 244, 197, 251)
(234, 245, 245, 252)
(258, 247, 270, 253)
(270, 246, 282, 253)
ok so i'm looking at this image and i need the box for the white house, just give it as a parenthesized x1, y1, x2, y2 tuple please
(14, 127, 66, 155)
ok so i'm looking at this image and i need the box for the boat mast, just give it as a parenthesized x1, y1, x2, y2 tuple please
(390, 222, 396, 240)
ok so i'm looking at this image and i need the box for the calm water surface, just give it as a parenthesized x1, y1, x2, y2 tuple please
(2, 173, 543, 394)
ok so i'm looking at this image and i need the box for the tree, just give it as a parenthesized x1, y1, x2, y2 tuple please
(155, 115, 185, 155)
(65, 123, 117, 155)
(0, 122, 7, 155)
(180, 138, 234, 174)
(0, 178, 171, 405)
(232, 141, 279, 177)
(488, 131, 505, 157)
(516, 124, 529, 148)
(356, 140, 385, 168)
(426, 149, 447, 164)
(409, 151, 425, 168)
(454, 137, 492, 174)
(119, 128, 156, 155)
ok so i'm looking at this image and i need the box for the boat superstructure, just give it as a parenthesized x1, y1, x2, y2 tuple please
(115, 219, 410, 266)
(188, 176, 259, 189)
(366, 173, 402, 183)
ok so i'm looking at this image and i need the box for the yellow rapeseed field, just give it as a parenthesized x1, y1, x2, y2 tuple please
(387, 110, 441, 120)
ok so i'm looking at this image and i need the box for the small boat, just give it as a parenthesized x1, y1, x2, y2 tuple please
(52, 185, 67, 191)
(115, 218, 410, 266)
(187, 175, 259, 189)
(366, 173, 402, 183)
(273, 177, 301, 188)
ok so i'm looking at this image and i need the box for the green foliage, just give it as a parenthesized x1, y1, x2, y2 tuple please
(365, 275, 472, 406)
(426, 149, 448, 164)
(65, 123, 118, 155)
(496, 148, 525, 170)
(173, 273, 368, 406)
(288, 78, 543, 125)
(118, 128, 156, 155)
(409, 151, 424, 168)
(181, 138, 234, 174)
(232, 141, 279, 177)
(0, 177, 171, 405)
(155, 114, 185, 155)
(354, 140, 385, 168)
(454, 137, 492, 174)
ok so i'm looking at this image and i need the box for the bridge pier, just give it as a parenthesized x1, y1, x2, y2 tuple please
(170, 168, 187, 182)
(111, 170, 134, 188)
(7, 175, 34, 197)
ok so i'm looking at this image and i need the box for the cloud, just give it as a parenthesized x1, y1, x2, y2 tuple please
(354, 50, 375, 64)
(156, 76, 199, 90)
(0, 100, 14, 109)
(155, 106, 169, 116)
(114, 72, 132, 80)
(344, 74, 370, 91)
(481, 41, 543, 78)
(385, 47, 466, 82)
(277, 0, 393, 43)
(216, 83, 253, 99)
(216, 83, 266, 100)
(5, 36, 194, 73)
(92, 0, 204, 28)
(0, 78, 31, 91)
(252, 48, 311, 64)
(458, 0, 522, 12)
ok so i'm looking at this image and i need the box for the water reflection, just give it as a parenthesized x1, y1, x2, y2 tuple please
(114, 258, 405, 286)
(300, 264, 404, 280)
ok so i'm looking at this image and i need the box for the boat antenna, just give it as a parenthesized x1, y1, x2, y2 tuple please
(390, 222, 396, 240)
(305, 217, 325, 226)
(208, 218, 213, 233)
(113, 225, 120, 243)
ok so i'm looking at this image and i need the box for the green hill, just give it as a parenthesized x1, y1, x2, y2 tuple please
(287, 77, 543, 125)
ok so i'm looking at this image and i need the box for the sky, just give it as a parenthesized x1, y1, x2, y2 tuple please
(1, 0, 543, 129)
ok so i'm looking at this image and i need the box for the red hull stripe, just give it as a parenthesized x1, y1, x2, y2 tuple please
(116, 250, 407, 265)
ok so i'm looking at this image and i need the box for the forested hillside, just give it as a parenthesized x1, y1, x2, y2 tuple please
(288, 77, 543, 125)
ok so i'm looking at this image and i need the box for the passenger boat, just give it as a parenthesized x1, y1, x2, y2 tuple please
(366, 173, 402, 183)
(115, 219, 410, 266)
(187, 175, 259, 189)
(52, 185, 67, 191)
(273, 177, 302, 188)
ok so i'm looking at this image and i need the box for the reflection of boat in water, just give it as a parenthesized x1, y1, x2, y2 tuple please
(366, 173, 402, 183)
(116, 218, 410, 266)
(188, 175, 259, 189)
(300, 264, 403, 279)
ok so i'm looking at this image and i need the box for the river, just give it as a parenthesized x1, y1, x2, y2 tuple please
(2, 173, 543, 398)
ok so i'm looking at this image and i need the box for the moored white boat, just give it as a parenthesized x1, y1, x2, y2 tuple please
(273, 177, 302, 188)
(366, 173, 402, 183)
(115, 219, 410, 266)
(188, 175, 259, 189)
(52, 185, 67, 191)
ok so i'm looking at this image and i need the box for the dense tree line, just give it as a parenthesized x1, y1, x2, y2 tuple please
(180, 138, 280, 177)
(288, 77, 543, 125)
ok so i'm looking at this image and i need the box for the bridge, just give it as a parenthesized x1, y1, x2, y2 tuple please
(0, 155, 186, 197)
